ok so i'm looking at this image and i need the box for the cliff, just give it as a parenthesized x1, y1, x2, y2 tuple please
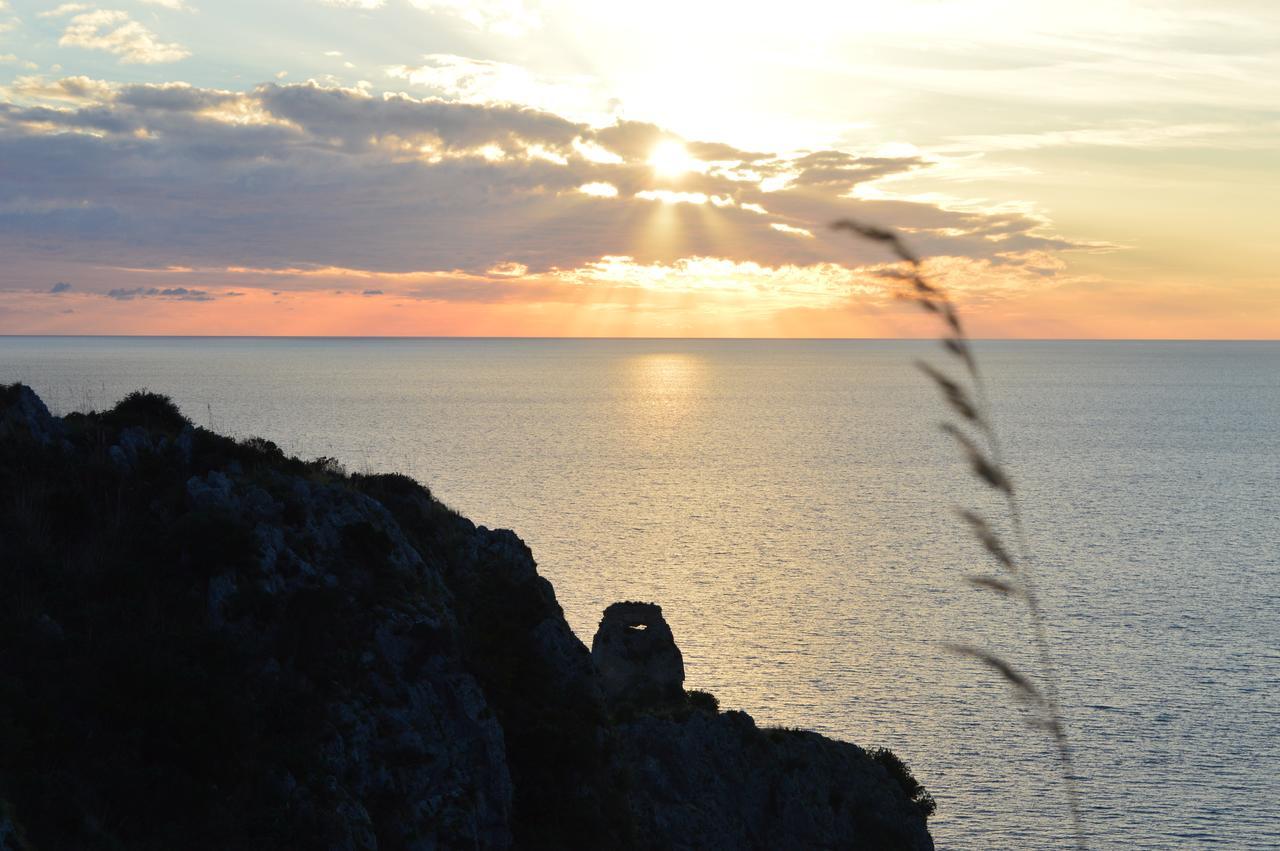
(0, 384, 934, 850)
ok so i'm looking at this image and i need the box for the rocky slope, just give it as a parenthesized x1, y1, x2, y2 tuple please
(0, 384, 934, 850)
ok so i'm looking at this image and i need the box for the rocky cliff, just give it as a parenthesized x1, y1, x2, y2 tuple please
(0, 384, 934, 850)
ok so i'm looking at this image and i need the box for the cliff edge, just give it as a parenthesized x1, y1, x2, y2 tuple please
(0, 384, 934, 850)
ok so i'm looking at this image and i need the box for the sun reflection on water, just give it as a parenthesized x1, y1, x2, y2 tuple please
(623, 352, 707, 430)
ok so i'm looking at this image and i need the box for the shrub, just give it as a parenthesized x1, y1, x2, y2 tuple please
(686, 690, 719, 714)
(107, 389, 190, 432)
(869, 747, 936, 819)
(239, 436, 285, 461)
(308, 456, 346, 478)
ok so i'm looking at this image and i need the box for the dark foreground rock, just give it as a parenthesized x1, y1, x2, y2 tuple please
(0, 384, 934, 850)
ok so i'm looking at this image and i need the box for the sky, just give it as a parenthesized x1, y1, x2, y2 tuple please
(0, 0, 1276, 337)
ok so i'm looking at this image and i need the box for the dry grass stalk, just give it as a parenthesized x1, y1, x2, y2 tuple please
(831, 218, 1086, 849)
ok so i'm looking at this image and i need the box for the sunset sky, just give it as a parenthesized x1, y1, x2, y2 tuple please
(1, 0, 1276, 337)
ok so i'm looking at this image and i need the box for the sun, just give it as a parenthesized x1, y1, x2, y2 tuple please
(649, 140, 700, 178)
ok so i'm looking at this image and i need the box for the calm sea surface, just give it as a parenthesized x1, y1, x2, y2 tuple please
(2, 337, 1277, 849)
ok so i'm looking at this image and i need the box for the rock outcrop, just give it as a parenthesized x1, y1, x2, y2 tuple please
(592, 601, 686, 710)
(0, 384, 934, 850)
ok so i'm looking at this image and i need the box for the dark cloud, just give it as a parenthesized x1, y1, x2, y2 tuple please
(685, 140, 775, 162)
(3, 103, 141, 135)
(790, 152, 927, 190)
(254, 83, 583, 153)
(105, 287, 217, 301)
(362, 289, 384, 296)
(0, 79, 1089, 286)
(50, 281, 73, 293)
(115, 83, 240, 113)
(593, 120, 669, 161)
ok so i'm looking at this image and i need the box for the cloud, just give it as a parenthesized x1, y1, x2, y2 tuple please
(38, 3, 91, 18)
(789, 151, 927, 191)
(112, 81, 238, 112)
(685, 140, 774, 163)
(0, 77, 1094, 311)
(0, 55, 37, 70)
(59, 10, 190, 64)
(106, 287, 216, 301)
(385, 54, 613, 122)
(4, 74, 117, 103)
(140, 0, 192, 9)
(254, 82, 582, 152)
(362, 288, 383, 296)
(50, 281, 72, 293)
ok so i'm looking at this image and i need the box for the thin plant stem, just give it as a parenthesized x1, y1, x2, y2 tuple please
(832, 218, 1087, 849)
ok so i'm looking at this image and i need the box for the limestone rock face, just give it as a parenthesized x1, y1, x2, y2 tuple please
(0, 384, 62, 446)
(592, 601, 686, 709)
(0, 805, 24, 851)
(609, 712, 936, 850)
(0, 384, 934, 851)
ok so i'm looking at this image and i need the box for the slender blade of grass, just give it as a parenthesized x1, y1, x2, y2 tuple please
(916, 361, 983, 427)
(940, 423, 1011, 493)
(965, 575, 1021, 597)
(945, 644, 1042, 701)
(956, 509, 1017, 573)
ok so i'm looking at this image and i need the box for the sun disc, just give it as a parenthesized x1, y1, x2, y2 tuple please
(649, 140, 698, 178)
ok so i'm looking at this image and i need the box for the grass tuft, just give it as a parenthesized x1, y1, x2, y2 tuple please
(833, 217, 1087, 850)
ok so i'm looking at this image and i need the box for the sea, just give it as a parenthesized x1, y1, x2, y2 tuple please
(2, 337, 1277, 849)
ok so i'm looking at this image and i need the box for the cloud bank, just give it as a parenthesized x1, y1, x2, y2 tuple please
(0, 75, 1097, 333)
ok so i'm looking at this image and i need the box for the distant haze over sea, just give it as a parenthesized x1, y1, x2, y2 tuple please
(4, 337, 1277, 849)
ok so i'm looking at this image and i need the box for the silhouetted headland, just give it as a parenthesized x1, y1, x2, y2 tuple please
(0, 383, 934, 850)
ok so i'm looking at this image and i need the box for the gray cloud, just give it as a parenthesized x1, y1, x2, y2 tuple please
(255, 82, 582, 152)
(0, 79, 1090, 286)
(50, 281, 73, 293)
(685, 140, 775, 162)
(790, 151, 927, 190)
(115, 82, 239, 112)
(105, 287, 216, 301)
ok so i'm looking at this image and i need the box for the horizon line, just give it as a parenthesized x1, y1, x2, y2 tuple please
(1, 334, 1277, 343)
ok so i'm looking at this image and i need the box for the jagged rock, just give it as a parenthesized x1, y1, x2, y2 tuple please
(592, 601, 686, 709)
(609, 712, 934, 850)
(0, 384, 934, 851)
(0, 384, 62, 446)
(0, 801, 25, 851)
